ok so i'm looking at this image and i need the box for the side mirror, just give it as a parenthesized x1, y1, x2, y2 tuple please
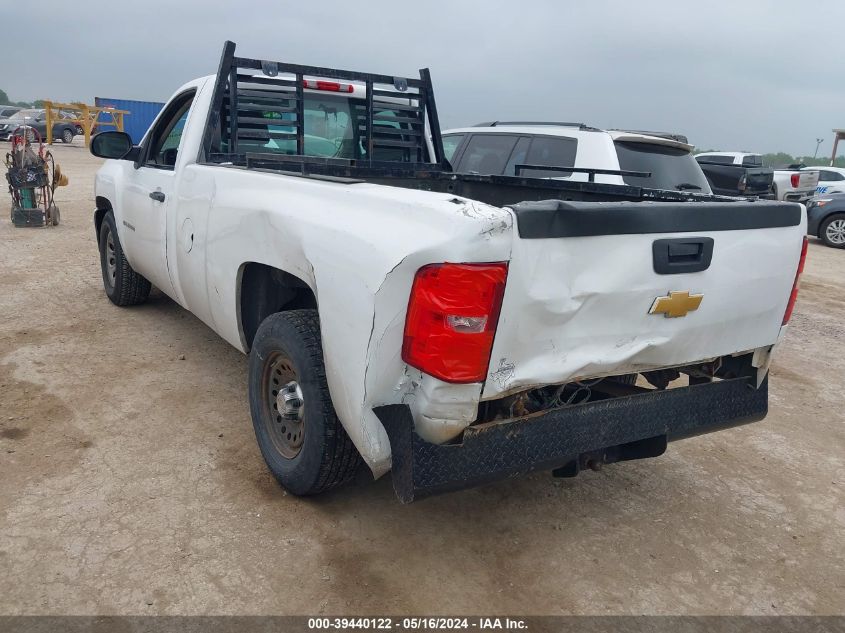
(91, 131, 136, 160)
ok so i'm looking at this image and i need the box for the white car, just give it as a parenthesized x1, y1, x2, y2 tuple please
(443, 122, 713, 193)
(88, 41, 807, 502)
(805, 165, 845, 195)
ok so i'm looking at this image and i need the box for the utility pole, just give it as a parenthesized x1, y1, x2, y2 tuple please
(814, 138, 824, 159)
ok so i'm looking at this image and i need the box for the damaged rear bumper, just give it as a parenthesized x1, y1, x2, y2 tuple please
(375, 377, 767, 503)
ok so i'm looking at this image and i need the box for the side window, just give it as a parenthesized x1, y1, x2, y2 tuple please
(503, 137, 531, 175)
(818, 171, 832, 182)
(442, 134, 465, 162)
(160, 110, 189, 153)
(456, 134, 518, 175)
(523, 136, 577, 177)
(146, 91, 195, 169)
(742, 155, 762, 167)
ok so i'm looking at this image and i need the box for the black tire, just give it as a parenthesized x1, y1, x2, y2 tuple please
(61, 128, 74, 144)
(248, 310, 361, 496)
(98, 211, 151, 306)
(819, 213, 845, 249)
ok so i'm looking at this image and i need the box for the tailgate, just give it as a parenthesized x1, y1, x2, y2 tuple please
(745, 167, 774, 193)
(483, 199, 805, 398)
(798, 170, 819, 191)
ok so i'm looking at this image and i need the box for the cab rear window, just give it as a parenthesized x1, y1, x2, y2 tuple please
(616, 142, 711, 192)
(696, 154, 734, 165)
(230, 93, 423, 162)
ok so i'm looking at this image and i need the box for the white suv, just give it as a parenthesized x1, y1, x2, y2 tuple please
(805, 165, 845, 195)
(442, 121, 712, 193)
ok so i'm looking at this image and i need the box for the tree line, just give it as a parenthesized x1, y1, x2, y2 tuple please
(758, 152, 845, 169)
(0, 88, 44, 109)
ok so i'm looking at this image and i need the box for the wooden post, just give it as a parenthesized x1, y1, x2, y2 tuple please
(44, 100, 54, 145)
(831, 132, 840, 167)
(82, 104, 92, 147)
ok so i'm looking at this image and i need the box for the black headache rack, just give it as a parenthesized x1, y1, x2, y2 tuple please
(200, 40, 448, 169)
(198, 42, 788, 208)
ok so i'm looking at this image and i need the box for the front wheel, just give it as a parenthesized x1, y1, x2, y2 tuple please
(98, 211, 151, 305)
(61, 129, 74, 144)
(248, 310, 361, 496)
(820, 213, 845, 248)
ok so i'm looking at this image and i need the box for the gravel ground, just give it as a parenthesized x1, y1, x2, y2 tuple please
(0, 142, 843, 615)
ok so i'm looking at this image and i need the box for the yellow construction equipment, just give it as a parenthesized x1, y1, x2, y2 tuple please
(43, 101, 130, 147)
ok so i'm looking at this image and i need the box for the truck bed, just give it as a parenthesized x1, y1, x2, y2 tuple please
(241, 151, 765, 208)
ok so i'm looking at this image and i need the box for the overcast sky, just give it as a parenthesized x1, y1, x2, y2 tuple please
(3, 1, 842, 156)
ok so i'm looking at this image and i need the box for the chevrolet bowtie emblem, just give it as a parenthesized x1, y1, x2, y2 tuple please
(649, 291, 703, 318)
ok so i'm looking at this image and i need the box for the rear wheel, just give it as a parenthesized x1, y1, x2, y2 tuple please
(98, 211, 151, 305)
(820, 213, 845, 248)
(61, 128, 74, 144)
(248, 310, 361, 496)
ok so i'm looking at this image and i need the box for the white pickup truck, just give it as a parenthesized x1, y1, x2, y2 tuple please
(90, 42, 808, 502)
(696, 152, 819, 202)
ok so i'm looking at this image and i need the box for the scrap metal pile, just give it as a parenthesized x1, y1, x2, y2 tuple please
(5, 126, 67, 227)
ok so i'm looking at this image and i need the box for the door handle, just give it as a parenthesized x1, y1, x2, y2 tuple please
(652, 237, 714, 274)
(149, 191, 166, 203)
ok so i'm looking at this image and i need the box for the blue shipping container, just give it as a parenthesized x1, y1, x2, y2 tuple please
(94, 98, 165, 144)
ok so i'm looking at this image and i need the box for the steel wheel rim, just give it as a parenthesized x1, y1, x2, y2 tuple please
(63, 130, 73, 143)
(262, 352, 305, 459)
(104, 229, 117, 289)
(826, 219, 845, 245)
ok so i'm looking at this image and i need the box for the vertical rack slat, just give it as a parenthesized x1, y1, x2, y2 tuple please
(202, 40, 236, 160)
(295, 73, 304, 156)
(419, 68, 445, 166)
(228, 64, 239, 155)
(365, 79, 374, 164)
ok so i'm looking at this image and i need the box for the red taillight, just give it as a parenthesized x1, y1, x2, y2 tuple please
(782, 237, 808, 325)
(790, 173, 800, 188)
(402, 263, 508, 384)
(302, 79, 354, 93)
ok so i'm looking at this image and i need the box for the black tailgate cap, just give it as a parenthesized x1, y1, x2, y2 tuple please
(510, 199, 802, 239)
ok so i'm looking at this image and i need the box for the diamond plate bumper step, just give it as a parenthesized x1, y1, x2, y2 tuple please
(375, 377, 768, 503)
